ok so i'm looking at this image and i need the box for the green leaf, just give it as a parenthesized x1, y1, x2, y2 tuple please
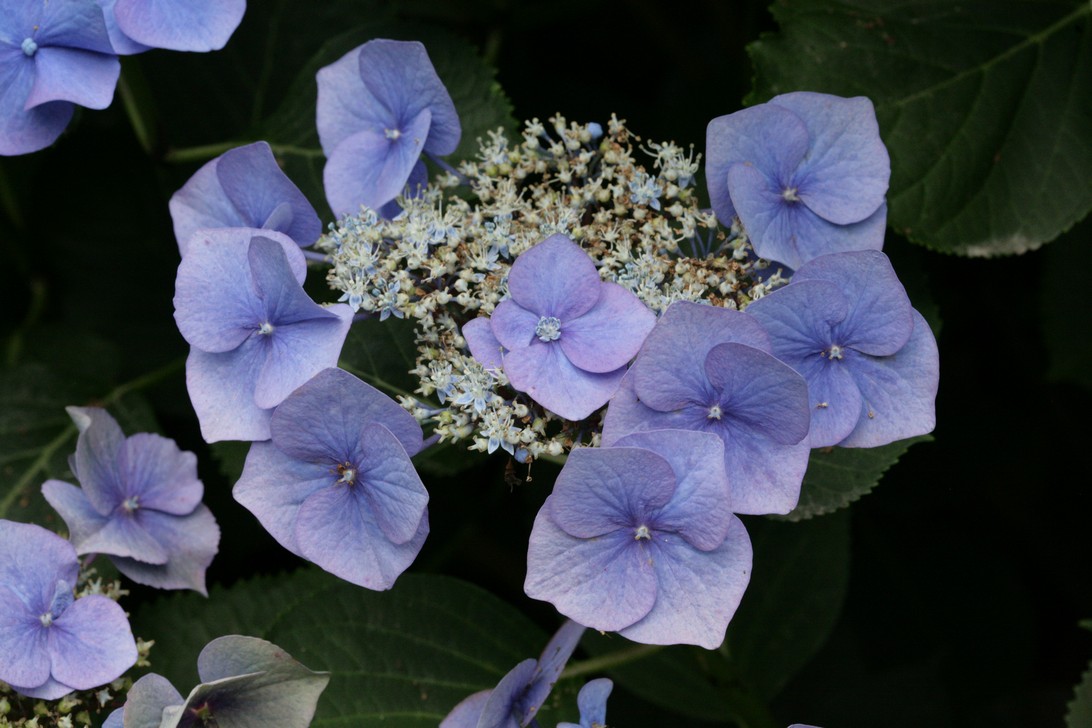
(338, 316, 420, 401)
(132, 570, 552, 727)
(724, 510, 851, 700)
(261, 21, 515, 216)
(747, 0, 1092, 256)
(776, 436, 931, 522)
(1068, 659, 1092, 728)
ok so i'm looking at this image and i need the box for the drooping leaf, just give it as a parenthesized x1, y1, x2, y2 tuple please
(724, 510, 851, 700)
(132, 569, 555, 727)
(777, 436, 931, 522)
(747, 0, 1092, 256)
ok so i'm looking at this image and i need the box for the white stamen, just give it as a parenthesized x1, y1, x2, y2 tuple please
(534, 316, 562, 342)
(634, 525, 652, 540)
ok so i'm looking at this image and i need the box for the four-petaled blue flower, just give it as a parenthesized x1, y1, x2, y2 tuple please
(97, 0, 246, 54)
(463, 234, 655, 421)
(169, 141, 322, 255)
(0, 520, 137, 699)
(746, 250, 939, 448)
(602, 300, 811, 515)
(103, 635, 329, 728)
(41, 406, 220, 594)
(0, 0, 120, 156)
(440, 620, 586, 728)
(173, 230, 354, 442)
(317, 38, 461, 218)
(525, 429, 752, 649)
(706, 92, 890, 269)
(233, 367, 430, 590)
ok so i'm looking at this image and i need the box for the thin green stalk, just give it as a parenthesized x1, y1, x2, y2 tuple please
(559, 644, 663, 679)
(118, 59, 159, 155)
(163, 142, 324, 164)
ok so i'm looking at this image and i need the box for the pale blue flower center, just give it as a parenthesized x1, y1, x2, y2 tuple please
(258, 322, 275, 335)
(827, 344, 844, 360)
(122, 496, 140, 513)
(21, 38, 38, 57)
(336, 462, 356, 485)
(535, 316, 562, 342)
(384, 128, 402, 140)
(707, 404, 723, 420)
(634, 524, 652, 540)
(39, 611, 53, 627)
(781, 186, 800, 203)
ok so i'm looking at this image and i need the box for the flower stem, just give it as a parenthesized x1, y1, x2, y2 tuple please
(559, 644, 663, 679)
(118, 58, 159, 155)
(163, 142, 324, 164)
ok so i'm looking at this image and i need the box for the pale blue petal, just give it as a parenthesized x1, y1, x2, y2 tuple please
(525, 501, 656, 632)
(116, 432, 202, 514)
(49, 594, 137, 690)
(68, 406, 125, 515)
(0, 521, 78, 610)
(120, 673, 184, 728)
(439, 688, 492, 728)
(502, 340, 625, 421)
(560, 282, 655, 373)
(108, 505, 219, 594)
(185, 343, 271, 443)
(0, 53, 73, 155)
(358, 423, 429, 545)
(720, 425, 811, 515)
(489, 299, 539, 352)
(0, 586, 50, 692)
(477, 659, 535, 728)
(113, 0, 245, 52)
(24, 47, 118, 110)
(295, 485, 429, 590)
(269, 367, 424, 461)
(619, 515, 752, 649)
(41, 479, 110, 551)
(507, 235, 600, 320)
(521, 620, 586, 722)
(462, 317, 505, 370)
(838, 310, 939, 448)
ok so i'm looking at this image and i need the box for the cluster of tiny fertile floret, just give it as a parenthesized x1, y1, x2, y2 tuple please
(316, 115, 789, 460)
(0, 569, 152, 728)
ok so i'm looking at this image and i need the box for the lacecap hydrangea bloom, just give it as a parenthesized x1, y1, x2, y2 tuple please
(173, 231, 353, 442)
(103, 635, 329, 728)
(745, 250, 939, 447)
(41, 406, 219, 593)
(706, 92, 890, 269)
(463, 234, 655, 421)
(169, 141, 322, 255)
(602, 301, 811, 515)
(0, 0, 120, 155)
(441, 620, 585, 728)
(97, 0, 246, 54)
(0, 520, 137, 699)
(317, 38, 460, 218)
(525, 429, 752, 649)
(234, 367, 429, 590)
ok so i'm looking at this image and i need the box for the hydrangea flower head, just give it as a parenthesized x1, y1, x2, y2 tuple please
(0, 0, 120, 155)
(746, 250, 939, 447)
(41, 406, 219, 593)
(317, 38, 460, 218)
(173, 230, 354, 442)
(233, 367, 429, 590)
(558, 678, 612, 728)
(463, 234, 655, 421)
(602, 301, 810, 515)
(0, 520, 137, 699)
(706, 92, 890, 269)
(525, 429, 752, 649)
(103, 635, 329, 728)
(440, 620, 585, 728)
(97, 0, 246, 54)
(169, 141, 322, 255)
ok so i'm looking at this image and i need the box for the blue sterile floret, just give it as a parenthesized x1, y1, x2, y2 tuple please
(103, 635, 328, 728)
(316, 38, 461, 219)
(706, 92, 890, 269)
(602, 300, 811, 515)
(173, 231, 354, 442)
(557, 678, 613, 728)
(462, 234, 656, 421)
(41, 406, 220, 594)
(525, 430, 752, 649)
(0, 520, 138, 700)
(233, 367, 430, 590)
(746, 250, 939, 448)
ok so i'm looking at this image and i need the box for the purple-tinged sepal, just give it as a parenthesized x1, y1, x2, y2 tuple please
(99, 0, 245, 54)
